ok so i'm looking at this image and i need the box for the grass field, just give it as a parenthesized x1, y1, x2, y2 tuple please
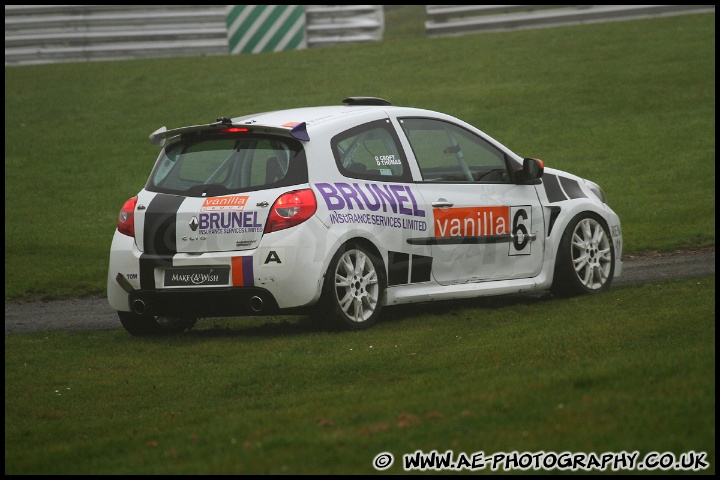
(4, 278, 715, 474)
(4, 8, 715, 475)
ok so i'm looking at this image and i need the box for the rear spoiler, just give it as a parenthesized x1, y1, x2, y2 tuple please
(149, 118, 309, 147)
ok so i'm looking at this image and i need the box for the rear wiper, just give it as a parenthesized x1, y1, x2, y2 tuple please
(185, 183, 230, 197)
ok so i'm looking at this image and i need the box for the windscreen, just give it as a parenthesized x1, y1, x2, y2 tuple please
(145, 133, 307, 197)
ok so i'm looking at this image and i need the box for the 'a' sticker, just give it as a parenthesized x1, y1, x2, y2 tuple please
(261, 248, 284, 266)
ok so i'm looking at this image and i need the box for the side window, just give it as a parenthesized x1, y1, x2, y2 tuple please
(399, 117, 510, 183)
(331, 119, 412, 182)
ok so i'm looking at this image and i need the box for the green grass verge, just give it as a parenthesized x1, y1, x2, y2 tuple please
(5, 277, 714, 474)
(3, 11, 715, 301)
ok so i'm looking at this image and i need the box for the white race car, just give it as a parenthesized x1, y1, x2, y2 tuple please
(107, 97, 622, 335)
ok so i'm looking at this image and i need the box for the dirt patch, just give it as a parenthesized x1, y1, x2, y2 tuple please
(4, 248, 714, 334)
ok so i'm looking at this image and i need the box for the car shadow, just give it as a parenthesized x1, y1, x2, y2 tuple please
(183, 291, 555, 339)
(382, 291, 554, 323)
(186, 315, 323, 338)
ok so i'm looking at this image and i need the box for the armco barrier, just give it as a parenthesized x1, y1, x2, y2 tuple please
(305, 5, 384, 47)
(4, 5, 385, 66)
(6, 5, 714, 66)
(5, 5, 228, 66)
(425, 5, 715, 36)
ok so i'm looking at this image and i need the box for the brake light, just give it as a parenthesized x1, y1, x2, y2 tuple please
(117, 196, 138, 237)
(264, 189, 317, 233)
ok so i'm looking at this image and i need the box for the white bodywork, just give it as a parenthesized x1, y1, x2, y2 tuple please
(108, 103, 622, 317)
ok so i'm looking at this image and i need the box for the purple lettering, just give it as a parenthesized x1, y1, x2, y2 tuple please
(316, 182, 426, 219)
(369, 184, 398, 214)
(210, 212, 220, 229)
(243, 211, 260, 227)
(354, 183, 381, 211)
(405, 186, 426, 217)
(336, 182, 365, 210)
(389, 184, 412, 216)
(198, 212, 262, 229)
(315, 183, 345, 211)
(236, 211, 248, 228)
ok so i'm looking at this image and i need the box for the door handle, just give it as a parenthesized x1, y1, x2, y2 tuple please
(432, 199, 454, 208)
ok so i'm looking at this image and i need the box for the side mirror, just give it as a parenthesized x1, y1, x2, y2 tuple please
(520, 157, 544, 183)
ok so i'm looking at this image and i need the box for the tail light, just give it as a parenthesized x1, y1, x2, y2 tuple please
(264, 189, 317, 233)
(117, 196, 138, 237)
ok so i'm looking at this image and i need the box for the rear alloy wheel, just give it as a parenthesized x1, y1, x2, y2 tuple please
(320, 244, 386, 330)
(118, 311, 196, 336)
(551, 213, 615, 297)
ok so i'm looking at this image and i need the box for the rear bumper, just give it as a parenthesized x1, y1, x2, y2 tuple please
(108, 220, 334, 314)
(127, 287, 279, 317)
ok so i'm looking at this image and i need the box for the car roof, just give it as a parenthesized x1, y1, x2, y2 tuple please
(230, 97, 433, 127)
(149, 98, 443, 146)
(231, 104, 385, 128)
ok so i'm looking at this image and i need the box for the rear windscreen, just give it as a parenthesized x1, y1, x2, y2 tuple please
(146, 134, 308, 197)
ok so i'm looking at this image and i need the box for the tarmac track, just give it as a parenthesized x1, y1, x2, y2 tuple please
(4, 248, 714, 334)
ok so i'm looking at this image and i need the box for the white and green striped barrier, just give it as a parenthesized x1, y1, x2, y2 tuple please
(226, 5, 307, 55)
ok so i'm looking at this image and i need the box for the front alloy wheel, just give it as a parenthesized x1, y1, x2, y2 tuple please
(551, 213, 615, 297)
(320, 244, 386, 330)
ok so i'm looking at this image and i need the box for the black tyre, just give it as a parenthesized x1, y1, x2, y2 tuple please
(318, 243, 387, 331)
(550, 212, 615, 297)
(118, 311, 196, 336)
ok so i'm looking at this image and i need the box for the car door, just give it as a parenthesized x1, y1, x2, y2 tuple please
(397, 117, 545, 285)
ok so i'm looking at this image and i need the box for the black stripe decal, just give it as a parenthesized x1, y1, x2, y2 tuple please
(559, 176, 587, 199)
(388, 251, 409, 286)
(547, 206, 562, 236)
(410, 255, 432, 283)
(143, 194, 184, 255)
(139, 194, 184, 290)
(407, 235, 512, 246)
(139, 254, 173, 290)
(541, 174, 567, 203)
(387, 251, 433, 285)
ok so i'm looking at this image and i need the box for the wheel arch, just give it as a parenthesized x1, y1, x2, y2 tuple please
(315, 235, 389, 330)
(325, 232, 388, 279)
(344, 236, 385, 268)
(534, 204, 616, 291)
(546, 204, 613, 260)
(550, 209, 616, 297)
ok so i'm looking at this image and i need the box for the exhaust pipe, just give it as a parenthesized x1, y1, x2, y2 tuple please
(132, 299, 146, 315)
(249, 296, 264, 313)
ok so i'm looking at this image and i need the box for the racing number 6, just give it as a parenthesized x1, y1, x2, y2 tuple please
(513, 208, 529, 250)
(511, 206, 532, 254)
